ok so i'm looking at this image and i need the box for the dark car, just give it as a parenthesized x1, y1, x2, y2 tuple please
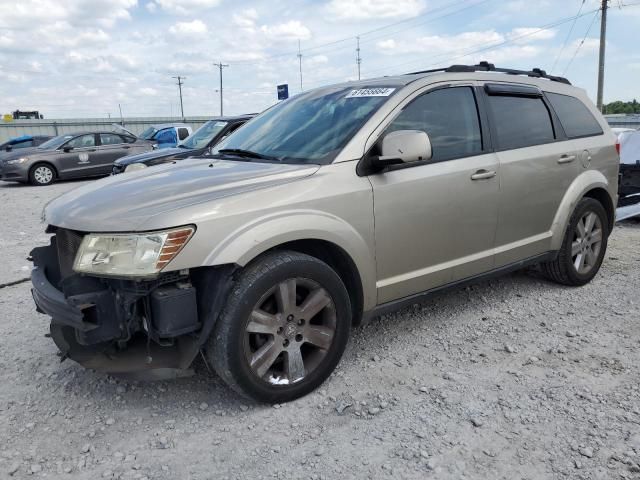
(0, 135, 52, 153)
(112, 115, 254, 174)
(0, 131, 154, 185)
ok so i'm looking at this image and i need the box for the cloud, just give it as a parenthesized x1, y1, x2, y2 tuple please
(0, 0, 137, 29)
(377, 31, 504, 56)
(326, 0, 426, 20)
(149, 0, 221, 15)
(64, 52, 139, 73)
(233, 8, 259, 30)
(169, 19, 209, 38)
(260, 20, 311, 41)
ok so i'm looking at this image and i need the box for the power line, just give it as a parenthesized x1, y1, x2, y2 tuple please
(550, 0, 585, 73)
(562, 10, 600, 76)
(229, 0, 492, 66)
(361, 7, 600, 78)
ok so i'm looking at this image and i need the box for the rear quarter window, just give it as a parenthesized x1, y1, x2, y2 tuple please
(546, 92, 603, 139)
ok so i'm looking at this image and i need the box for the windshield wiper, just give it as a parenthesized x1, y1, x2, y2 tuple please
(218, 148, 280, 162)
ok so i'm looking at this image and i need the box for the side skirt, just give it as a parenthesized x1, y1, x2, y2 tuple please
(363, 251, 556, 322)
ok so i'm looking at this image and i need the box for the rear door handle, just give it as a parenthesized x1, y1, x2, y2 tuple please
(558, 154, 576, 164)
(470, 169, 497, 180)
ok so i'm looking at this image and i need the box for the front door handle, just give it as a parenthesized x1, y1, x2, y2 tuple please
(470, 169, 497, 180)
(558, 154, 576, 164)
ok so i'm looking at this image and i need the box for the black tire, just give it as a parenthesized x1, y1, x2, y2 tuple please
(207, 250, 351, 403)
(29, 163, 55, 186)
(541, 198, 609, 286)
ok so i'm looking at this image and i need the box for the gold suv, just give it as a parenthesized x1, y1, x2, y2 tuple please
(31, 62, 618, 403)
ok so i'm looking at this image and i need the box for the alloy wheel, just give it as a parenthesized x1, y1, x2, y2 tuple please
(571, 211, 603, 275)
(34, 166, 53, 184)
(243, 277, 337, 385)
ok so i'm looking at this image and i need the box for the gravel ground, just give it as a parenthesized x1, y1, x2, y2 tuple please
(1, 179, 639, 480)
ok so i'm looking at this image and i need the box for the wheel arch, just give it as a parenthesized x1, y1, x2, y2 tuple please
(30, 161, 58, 179)
(550, 170, 616, 250)
(265, 239, 365, 326)
(198, 211, 377, 313)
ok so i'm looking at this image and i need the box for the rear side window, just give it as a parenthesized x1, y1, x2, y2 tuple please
(387, 87, 483, 162)
(546, 92, 603, 138)
(178, 128, 189, 140)
(99, 133, 124, 145)
(487, 95, 555, 150)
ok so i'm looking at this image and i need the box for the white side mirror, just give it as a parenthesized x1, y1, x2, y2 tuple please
(379, 130, 432, 164)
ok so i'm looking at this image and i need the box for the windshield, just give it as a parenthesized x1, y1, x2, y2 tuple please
(38, 135, 73, 150)
(213, 85, 397, 164)
(180, 120, 227, 149)
(140, 127, 157, 140)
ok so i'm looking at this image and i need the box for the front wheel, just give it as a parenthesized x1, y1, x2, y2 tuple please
(207, 251, 351, 403)
(542, 198, 609, 286)
(29, 163, 55, 186)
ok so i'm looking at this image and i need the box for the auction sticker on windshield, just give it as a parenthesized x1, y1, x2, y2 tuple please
(345, 88, 395, 98)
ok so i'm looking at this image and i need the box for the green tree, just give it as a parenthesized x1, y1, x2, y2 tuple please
(604, 100, 640, 114)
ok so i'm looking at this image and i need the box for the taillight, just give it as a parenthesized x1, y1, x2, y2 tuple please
(615, 140, 620, 155)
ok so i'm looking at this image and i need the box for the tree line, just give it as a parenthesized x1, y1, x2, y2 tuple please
(603, 100, 640, 114)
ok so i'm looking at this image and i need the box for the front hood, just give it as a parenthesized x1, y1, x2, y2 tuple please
(0, 146, 45, 162)
(44, 158, 319, 232)
(115, 147, 186, 166)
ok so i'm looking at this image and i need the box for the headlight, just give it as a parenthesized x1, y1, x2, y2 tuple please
(6, 157, 28, 165)
(73, 226, 195, 277)
(124, 162, 148, 173)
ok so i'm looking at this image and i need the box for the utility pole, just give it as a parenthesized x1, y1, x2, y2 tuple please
(596, 0, 609, 112)
(297, 40, 303, 92)
(213, 62, 229, 116)
(118, 104, 124, 126)
(356, 36, 362, 81)
(172, 76, 186, 119)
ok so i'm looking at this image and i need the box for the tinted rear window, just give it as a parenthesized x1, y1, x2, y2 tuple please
(546, 92, 603, 139)
(487, 96, 555, 150)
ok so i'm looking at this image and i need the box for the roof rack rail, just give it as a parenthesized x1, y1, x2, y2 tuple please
(406, 61, 571, 85)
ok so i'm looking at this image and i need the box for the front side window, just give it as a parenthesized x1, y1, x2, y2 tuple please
(487, 95, 555, 150)
(39, 135, 73, 150)
(546, 92, 603, 139)
(99, 133, 124, 145)
(214, 85, 399, 164)
(66, 134, 96, 149)
(386, 87, 483, 162)
(181, 121, 228, 149)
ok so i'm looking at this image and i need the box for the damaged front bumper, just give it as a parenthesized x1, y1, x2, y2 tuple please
(30, 229, 231, 379)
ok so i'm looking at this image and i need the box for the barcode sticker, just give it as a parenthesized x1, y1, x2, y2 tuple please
(345, 88, 395, 98)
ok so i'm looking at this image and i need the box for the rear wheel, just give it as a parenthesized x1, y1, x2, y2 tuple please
(29, 163, 55, 186)
(542, 198, 609, 286)
(207, 251, 351, 403)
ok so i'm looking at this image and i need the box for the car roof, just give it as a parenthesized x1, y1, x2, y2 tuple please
(149, 123, 190, 129)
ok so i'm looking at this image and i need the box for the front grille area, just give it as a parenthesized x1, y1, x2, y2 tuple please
(56, 228, 85, 280)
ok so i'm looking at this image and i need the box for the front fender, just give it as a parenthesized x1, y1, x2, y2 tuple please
(550, 170, 612, 250)
(203, 209, 377, 311)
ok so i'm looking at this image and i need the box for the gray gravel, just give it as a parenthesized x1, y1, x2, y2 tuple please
(1, 179, 640, 479)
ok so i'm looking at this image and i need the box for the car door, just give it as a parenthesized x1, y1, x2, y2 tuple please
(367, 84, 500, 304)
(481, 83, 580, 267)
(56, 134, 98, 177)
(96, 133, 134, 174)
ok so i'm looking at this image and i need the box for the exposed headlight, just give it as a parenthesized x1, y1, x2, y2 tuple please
(73, 226, 195, 278)
(6, 157, 28, 165)
(124, 162, 148, 173)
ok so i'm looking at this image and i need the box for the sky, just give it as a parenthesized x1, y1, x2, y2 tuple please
(0, 0, 639, 119)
